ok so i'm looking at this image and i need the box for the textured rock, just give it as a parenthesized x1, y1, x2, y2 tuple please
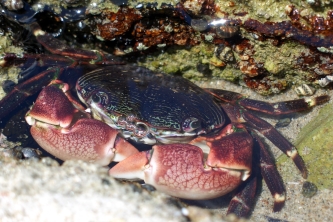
(0, 156, 187, 222)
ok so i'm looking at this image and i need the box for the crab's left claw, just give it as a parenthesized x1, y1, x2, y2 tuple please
(110, 127, 253, 200)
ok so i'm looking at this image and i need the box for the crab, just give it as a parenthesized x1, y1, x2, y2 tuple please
(0, 22, 330, 218)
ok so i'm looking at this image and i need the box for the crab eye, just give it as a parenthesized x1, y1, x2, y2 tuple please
(91, 92, 109, 105)
(92, 94, 100, 103)
(135, 122, 149, 138)
(182, 117, 201, 133)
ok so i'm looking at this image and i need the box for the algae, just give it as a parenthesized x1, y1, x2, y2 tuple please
(0, 34, 23, 100)
(278, 102, 333, 190)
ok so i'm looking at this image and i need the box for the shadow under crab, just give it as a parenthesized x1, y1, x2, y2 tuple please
(0, 22, 330, 218)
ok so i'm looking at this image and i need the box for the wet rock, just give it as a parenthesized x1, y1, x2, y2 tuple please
(0, 156, 188, 221)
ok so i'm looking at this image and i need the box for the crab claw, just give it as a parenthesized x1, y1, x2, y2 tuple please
(30, 119, 138, 165)
(26, 84, 139, 165)
(25, 83, 78, 128)
(110, 127, 253, 200)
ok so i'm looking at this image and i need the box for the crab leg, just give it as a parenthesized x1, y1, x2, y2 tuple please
(227, 166, 257, 217)
(223, 102, 308, 178)
(242, 110, 307, 178)
(207, 88, 329, 115)
(110, 125, 253, 200)
(0, 52, 83, 119)
(0, 50, 113, 119)
(0, 22, 126, 120)
(0, 53, 76, 68)
(238, 96, 329, 115)
(227, 132, 286, 216)
(0, 67, 64, 119)
(26, 83, 139, 165)
(30, 22, 124, 65)
(252, 134, 285, 212)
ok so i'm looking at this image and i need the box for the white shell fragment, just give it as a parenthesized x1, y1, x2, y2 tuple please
(318, 75, 333, 87)
(294, 84, 316, 96)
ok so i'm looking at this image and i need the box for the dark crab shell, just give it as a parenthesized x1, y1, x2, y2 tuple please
(76, 65, 225, 144)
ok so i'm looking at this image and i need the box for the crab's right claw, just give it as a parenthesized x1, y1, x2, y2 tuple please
(26, 83, 139, 165)
(29, 119, 139, 165)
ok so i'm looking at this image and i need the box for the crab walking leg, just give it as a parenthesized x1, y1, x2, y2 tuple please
(227, 167, 257, 217)
(251, 134, 286, 212)
(0, 52, 92, 119)
(30, 22, 124, 65)
(26, 83, 139, 165)
(207, 88, 329, 115)
(242, 110, 308, 178)
(0, 67, 64, 119)
(219, 102, 308, 179)
(238, 96, 329, 115)
(110, 126, 254, 200)
(227, 132, 286, 216)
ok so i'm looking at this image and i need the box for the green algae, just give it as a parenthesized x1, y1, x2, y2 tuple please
(0, 34, 23, 100)
(278, 102, 333, 190)
(138, 43, 244, 82)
